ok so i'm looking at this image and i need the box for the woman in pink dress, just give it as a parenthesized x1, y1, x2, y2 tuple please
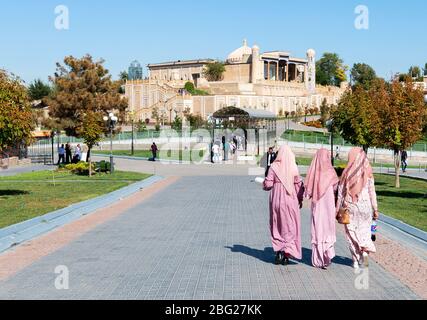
(336, 147, 379, 270)
(305, 149, 339, 269)
(263, 145, 304, 265)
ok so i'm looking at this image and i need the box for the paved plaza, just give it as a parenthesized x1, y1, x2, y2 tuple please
(0, 174, 420, 300)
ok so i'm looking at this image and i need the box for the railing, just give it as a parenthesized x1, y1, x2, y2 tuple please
(282, 131, 427, 154)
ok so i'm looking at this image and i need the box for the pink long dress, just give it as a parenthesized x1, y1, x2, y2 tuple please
(311, 184, 338, 268)
(264, 170, 304, 260)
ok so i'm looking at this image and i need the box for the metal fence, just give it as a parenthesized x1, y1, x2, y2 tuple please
(282, 131, 427, 153)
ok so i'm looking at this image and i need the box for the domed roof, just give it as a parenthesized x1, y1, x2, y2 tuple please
(306, 49, 316, 58)
(227, 39, 252, 64)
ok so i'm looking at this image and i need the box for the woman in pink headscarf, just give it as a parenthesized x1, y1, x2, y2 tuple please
(336, 147, 379, 270)
(263, 145, 304, 265)
(305, 149, 339, 269)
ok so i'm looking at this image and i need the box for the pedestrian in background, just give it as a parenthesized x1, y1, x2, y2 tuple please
(401, 150, 408, 173)
(65, 143, 72, 164)
(57, 144, 65, 165)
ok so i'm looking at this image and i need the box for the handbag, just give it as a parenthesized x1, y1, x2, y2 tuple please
(336, 205, 350, 225)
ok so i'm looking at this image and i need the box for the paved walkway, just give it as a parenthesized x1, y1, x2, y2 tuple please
(0, 176, 419, 300)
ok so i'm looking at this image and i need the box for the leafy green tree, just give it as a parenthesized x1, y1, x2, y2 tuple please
(184, 81, 195, 93)
(28, 79, 52, 101)
(316, 53, 348, 86)
(424, 63, 427, 76)
(77, 111, 104, 176)
(332, 83, 380, 152)
(119, 71, 128, 82)
(203, 61, 226, 81)
(45, 55, 128, 157)
(408, 66, 422, 80)
(350, 63, 377, 89)
(171, 115, 182, 131)
(0, 70, 34, 152)
(320, 98, 330, 127)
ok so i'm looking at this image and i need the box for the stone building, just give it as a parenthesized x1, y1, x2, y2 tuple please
(124, 40, 346, 123)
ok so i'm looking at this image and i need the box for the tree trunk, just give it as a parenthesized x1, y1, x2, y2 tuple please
(394, 150, 401, 188)
(87, 147, 92, 177)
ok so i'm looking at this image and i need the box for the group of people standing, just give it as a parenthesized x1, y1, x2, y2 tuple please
(263, 145, 379, 270)
(211, 135, 243, 163)
(57, 143, 82, 165)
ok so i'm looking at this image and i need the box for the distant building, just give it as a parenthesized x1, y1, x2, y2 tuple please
(128, 60, 143, 80)
(125, 40, 346, 122)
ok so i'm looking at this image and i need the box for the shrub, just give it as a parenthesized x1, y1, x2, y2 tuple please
(304, 120, 323, 128)
(64, 162, 95, 175)
(96, 160, 111, 173)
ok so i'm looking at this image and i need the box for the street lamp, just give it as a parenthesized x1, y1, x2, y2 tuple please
(326, 119, 334, 166)
(168, 106, 173, 125)
(128, 111, 135, 156)
(103, 113, 118, 173)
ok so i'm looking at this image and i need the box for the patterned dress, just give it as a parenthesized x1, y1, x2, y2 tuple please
(337, 178, 378, 263)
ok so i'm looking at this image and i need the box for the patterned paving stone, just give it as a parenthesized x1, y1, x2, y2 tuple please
(0, 176, 420, 300)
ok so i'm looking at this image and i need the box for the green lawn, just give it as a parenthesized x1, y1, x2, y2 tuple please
(374, 174, 427, 231)
(94, 149, 206, 161)
(283, 129, 427, 151)
(0, 170, 151, 229)
(295, 156, 421, 169)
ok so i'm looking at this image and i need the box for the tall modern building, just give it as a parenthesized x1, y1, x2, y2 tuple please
(128, 60, 143, 80)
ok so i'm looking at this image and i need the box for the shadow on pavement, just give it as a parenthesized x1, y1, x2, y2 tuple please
(226, 245, 353, 268)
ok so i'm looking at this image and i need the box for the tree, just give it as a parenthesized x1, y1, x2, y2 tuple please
(185, 113, 205, 129)
(320, 98, 330, 127)
(350, 63, 377, 89)
(372, 78, 426, 188)
(332, 84, 380, 152)
(171, 115, 182, 131)
(77, 111, 104, 176)
(408, 66, 422, 80)
(316, 53, 348, 86)
(0, 70, 34, 152)
(28, 79, 52, 101)
(119, 71, 128, 82)
(203, 61, 226, 82)
(424, 63, 427, 76)
(45, 55, 128, 160)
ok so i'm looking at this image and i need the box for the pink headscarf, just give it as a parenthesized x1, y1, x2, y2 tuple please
(341, 147, 373, 202)
(305, 149, 339, 203)
(270, 145, 300, 195)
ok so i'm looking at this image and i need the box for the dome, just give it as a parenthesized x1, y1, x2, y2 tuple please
(306, 49, 316, 58)
(227, 39, 252, 64)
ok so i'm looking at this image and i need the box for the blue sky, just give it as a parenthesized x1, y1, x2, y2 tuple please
(0, 0, 426, 84)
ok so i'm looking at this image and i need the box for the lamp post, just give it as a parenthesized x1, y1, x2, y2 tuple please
(103, 113, 118, 173)
(168, 106, 173, 125)
(128, 111, 135, 156)
(326, 119, 334, 166)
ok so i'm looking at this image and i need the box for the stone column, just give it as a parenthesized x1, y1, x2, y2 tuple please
(286, 63, 289, 82)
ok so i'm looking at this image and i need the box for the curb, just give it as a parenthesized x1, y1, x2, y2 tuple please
(0, 175, 164, 253)
(93, 153, 210, 165)
(378, 213, 427, 243)
(93, 153, 187, 164)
